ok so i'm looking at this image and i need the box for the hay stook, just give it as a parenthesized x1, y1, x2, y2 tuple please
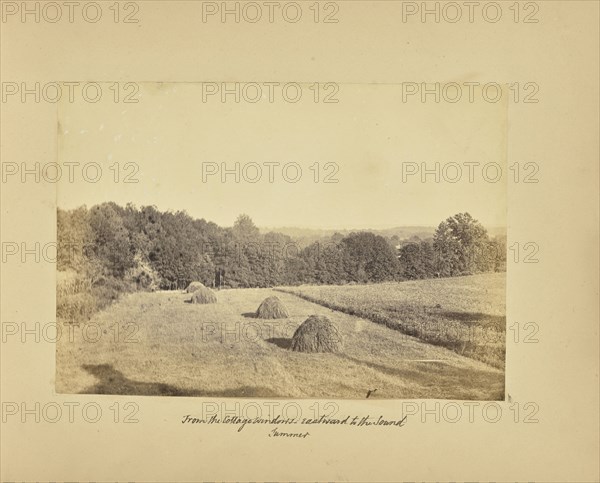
(185, 281, 206, 293)
(189, 286, 217, 304)
(290, 315, 343, 353)
(256, 296, 290, 319)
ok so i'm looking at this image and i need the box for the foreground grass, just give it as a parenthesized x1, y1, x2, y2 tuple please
(276, 273, 506, 369)
(56, 283, 504, 400)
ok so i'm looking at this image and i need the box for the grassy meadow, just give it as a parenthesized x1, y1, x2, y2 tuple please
(56, 274, 505, 400)
(277, 273, 506, 369)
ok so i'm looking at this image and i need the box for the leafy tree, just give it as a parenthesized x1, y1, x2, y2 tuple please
(58, 204, 504, 294)
(433, 213, 491, 276)
(340, 232, 399, 282)
(88, 203, 136, 277)
(233, 214, 260, 240)
(399, 240, 435, 279)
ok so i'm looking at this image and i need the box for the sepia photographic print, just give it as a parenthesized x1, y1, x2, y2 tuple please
(4, 1, 600, 481)
(55, 82, 507, 400)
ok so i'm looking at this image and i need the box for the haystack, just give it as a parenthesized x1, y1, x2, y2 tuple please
(190, 286, 217, 304)
(185, 281, 205, 293)
(256, 296, 289, 319)
(290, 315, 343, 353)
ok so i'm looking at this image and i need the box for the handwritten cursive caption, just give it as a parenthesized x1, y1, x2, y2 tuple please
(181, 413, 408, 437)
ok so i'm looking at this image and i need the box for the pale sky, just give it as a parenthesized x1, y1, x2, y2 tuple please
(58, 82, 507, 229)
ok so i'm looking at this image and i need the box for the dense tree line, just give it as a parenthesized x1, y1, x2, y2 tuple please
(58, 203, 506, 291)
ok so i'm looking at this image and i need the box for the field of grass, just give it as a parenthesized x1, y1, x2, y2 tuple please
(56, 275, 504, 400)
(277, 273, 506, 369)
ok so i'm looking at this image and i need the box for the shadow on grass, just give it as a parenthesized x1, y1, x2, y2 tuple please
(241, 312, 257, 318)
(265, 337, 292, 350)
(80, 364, 280, 397)
(337, 354, 431, 379)
(335, 354, 504, 400)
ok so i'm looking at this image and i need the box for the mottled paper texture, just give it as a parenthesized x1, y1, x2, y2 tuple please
(1, 1, 598, 482)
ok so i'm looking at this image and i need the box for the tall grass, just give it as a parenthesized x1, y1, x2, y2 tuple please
(57, 273, 134, 324)
(276, 274, 506, 369)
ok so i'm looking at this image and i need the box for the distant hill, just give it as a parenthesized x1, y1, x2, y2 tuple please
(260, 225, 506, 247)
